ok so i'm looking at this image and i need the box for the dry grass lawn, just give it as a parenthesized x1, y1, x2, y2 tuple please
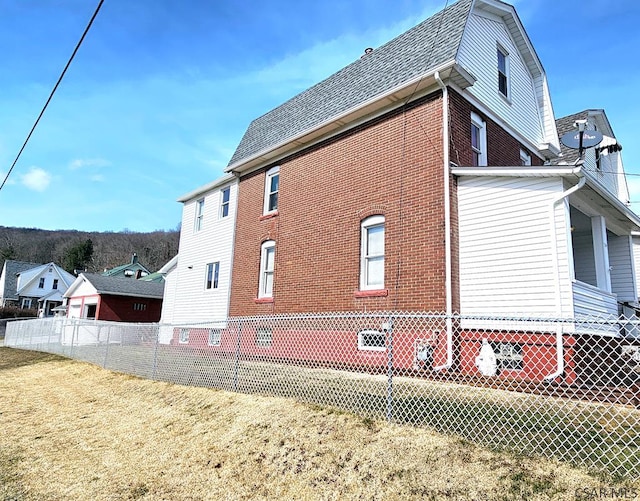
(0, 347, 637, 500)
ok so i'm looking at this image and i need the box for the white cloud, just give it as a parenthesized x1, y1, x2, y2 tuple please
(90, 174, 105, 182)
(21, 167, 51, 191)
(69, 158, 111, 170)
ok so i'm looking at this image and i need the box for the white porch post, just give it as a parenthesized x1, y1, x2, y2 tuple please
(591, 215, 611, 293)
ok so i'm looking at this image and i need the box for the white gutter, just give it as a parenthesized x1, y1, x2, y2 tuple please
(432, 71, 453, 372)
(544, 169, 586, 382)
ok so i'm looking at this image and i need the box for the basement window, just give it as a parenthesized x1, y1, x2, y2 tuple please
(490, 342, 523, 371)
(208, 328, 222, 346)
(179, 328, 189, 344)
(357, 329, 386, 352)
(256, 327, 273, 347)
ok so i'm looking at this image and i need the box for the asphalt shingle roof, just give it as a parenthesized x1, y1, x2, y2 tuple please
(228, 0, 472, 168)
(0, 260, 43, 301)
(79, 273, 164, 299)
(554, 111, 590, 166)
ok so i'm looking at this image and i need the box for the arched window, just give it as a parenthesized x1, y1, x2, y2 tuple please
(360, 215, 385, 290)
(258, 240, 276, 298)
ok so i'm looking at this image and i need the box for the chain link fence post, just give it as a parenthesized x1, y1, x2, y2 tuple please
(386, 315, 394, 422)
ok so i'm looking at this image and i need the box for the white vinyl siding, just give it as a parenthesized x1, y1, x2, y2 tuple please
(608, 233, 637, 302)
(458, 176, 573, 317)
(161, 178, 237, 328)
(458, 12, 547, 149)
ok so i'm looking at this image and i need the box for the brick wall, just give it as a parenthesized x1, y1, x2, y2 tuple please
(231, 91, 452, 315)
(230, 88, 538, 316)
(448, 90, 543, 167)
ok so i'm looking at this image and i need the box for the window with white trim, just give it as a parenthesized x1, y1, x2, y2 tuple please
(220, 186, 230, 218)
(258, 240, 275, 298)
(208, 328, 221, 346)
(21, 298, 33, 309)
(471, 112, 487, 166)
(497, 46, 510, 99)
(205, 262, 220, 290)
(195, 198, 205, 232)
(357, 329, 386, 351)
(263, 166, 279, 214)
(53, 279, 59, 290)
(520, 149, 531, 166)
(360, 215, 385, 290)
(38, 278, 45, 289)
(490, 341, 523, 371)
(179, 328, 189, 344)
(256, 327, 273, 347)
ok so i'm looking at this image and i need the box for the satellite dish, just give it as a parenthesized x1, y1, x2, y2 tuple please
(560, 130, 603, 150)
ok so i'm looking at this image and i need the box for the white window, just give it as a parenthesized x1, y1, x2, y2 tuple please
(38, 278, 45, 289)
(471, 112, 487, 167)
(195, 198, 205, 232)
(490, 342, 523, 371)
(205, 262, 220, 290)
(52, 279, 59, 290)
(357, 329, 386, 352)
(497, 46, 509, 99)
(179, 328, 189, 344)
(258, 240, 275, 298)
(21, 298, 33, 309)
(208, 328, 221, 346)
(263, 166, 279, 214)
(520, 149, 531, 166)
(220, 186, 230, 218)
(256, 327, 273, 347)
(360, 215, 385, 290)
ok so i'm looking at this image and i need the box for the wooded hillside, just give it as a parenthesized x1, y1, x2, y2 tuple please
(0, 225, 179, 275)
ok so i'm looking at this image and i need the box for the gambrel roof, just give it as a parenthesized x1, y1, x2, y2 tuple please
(226, 0, 559, 174)
(227, 0, 474, 173)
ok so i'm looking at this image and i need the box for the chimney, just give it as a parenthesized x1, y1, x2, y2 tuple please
(131, 253, 138, 264)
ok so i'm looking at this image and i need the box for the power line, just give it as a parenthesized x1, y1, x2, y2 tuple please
(0, 0, 105, 193)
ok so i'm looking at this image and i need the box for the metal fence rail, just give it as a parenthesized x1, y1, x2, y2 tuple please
(5, 312, 640, 479)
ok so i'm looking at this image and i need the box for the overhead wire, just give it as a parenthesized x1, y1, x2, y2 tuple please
(0, 0, 105, 193)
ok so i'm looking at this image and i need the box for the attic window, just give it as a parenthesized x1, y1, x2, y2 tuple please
(497, 46, 509, 99)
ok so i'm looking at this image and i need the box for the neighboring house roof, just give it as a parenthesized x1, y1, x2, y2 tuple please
(15, 262, 76, 297)
(0, 260, 43, 301)
(555, 110, 622, 166)
(102, 253, 151, 278)
(177, 173, 236, 203)
(227, 0, 473, 171)
(139, 255, 178, 282)
(65, 273, 164, 300)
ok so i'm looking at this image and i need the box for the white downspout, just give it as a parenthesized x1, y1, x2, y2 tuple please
(544, 171, 585, 382)
(433, 71, 453, 372)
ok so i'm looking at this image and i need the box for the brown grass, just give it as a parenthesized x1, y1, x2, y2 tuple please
(0, 347, 637, 500)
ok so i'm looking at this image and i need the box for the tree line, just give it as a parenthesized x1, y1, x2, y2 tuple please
(0, 225, 179, 276)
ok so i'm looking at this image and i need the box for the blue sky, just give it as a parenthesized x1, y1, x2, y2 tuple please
(1, 0, 639, 232)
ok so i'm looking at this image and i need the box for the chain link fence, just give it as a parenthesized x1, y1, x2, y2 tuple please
(5, 312, 640, 479)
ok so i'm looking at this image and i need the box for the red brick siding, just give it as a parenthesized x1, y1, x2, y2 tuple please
(231, 92, 450, 315)
(448, 89, 543, 167)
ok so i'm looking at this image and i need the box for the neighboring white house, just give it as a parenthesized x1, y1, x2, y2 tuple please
(159, 173, 237, 332)
(0, 261, 76, 316)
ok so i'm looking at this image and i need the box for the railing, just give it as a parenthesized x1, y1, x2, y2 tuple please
(5, 312, 640, 480)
